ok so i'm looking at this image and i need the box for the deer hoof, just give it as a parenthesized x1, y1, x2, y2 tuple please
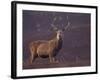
(55, 60, 59, 63)
(50, 60, 59, 64)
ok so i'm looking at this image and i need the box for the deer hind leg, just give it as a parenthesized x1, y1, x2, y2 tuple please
(29, 47, 36, 64)
(49, 54, 53, 63)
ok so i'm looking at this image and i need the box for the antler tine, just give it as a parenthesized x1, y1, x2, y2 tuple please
(63, 16, 70, 31)
(51, 17, 58, 31)
(64, 21, 70, 30)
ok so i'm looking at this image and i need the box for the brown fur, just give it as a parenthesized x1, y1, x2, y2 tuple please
(29, 30, 63, 64)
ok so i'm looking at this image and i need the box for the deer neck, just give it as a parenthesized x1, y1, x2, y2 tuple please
(49, 32, 62, 49)
(50, 32, 61, 42)
(56, 32, 60, 40)
(57, 35, 59, 40)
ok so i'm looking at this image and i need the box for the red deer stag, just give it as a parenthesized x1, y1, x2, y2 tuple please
(29, 16, 70, 64)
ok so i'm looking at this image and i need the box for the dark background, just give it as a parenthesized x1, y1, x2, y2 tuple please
(22, 10, 91, 69)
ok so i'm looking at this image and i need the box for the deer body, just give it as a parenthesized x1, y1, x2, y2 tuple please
(29, 16, 70, 64)
(29, 30, 63, 64)
(37, 33, 62, 57)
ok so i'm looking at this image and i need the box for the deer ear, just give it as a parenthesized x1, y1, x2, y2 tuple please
(53, 27, 58, 31)
(50, 26, 58, 31)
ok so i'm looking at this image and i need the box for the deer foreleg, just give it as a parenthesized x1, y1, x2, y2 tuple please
(49, 54, 58, 63)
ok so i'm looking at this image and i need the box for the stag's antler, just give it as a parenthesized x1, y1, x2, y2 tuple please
(62, 16, 70, 31)
(51, 16, 70, 31)
(51, 17, 58, 31)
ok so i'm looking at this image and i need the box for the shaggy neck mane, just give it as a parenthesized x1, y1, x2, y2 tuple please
(49, 32, 63, 47)
(50, 32, 59, 40)
(49, 31, 63, 56)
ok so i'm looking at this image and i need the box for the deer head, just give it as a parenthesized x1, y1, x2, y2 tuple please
(51, 16, 70, 40)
